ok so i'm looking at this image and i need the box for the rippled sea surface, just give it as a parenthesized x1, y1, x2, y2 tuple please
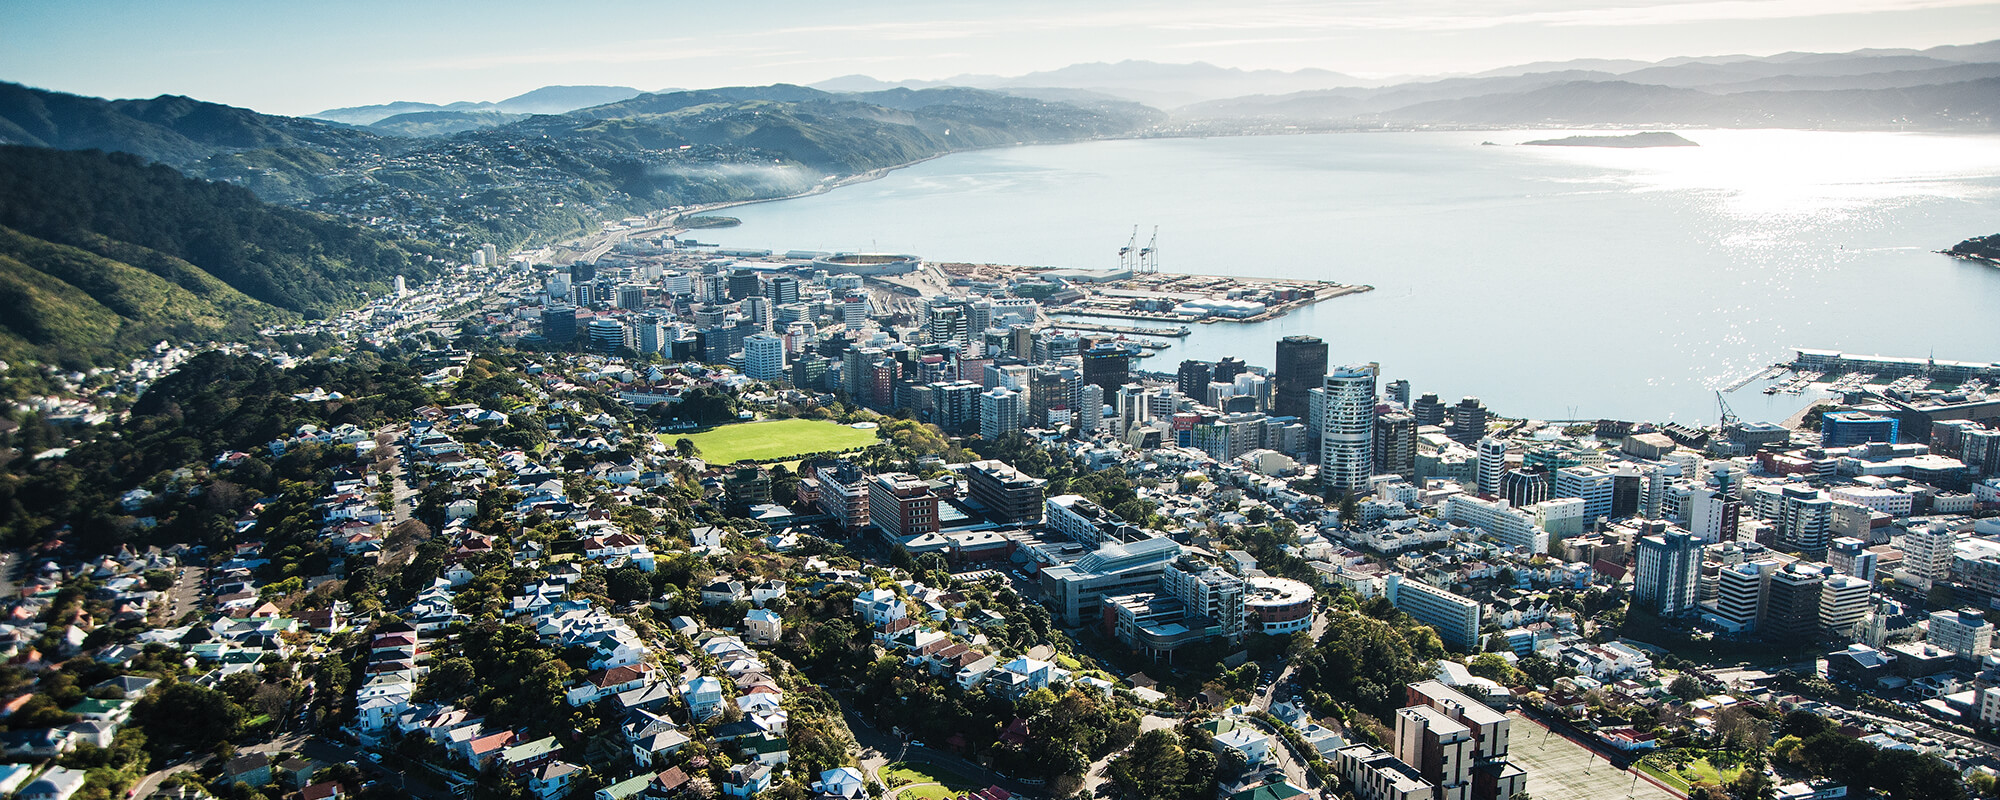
(706, 129, 2000, 423)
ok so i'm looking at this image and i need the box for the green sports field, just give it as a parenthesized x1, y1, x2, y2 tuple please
(661, 419, 880, 464)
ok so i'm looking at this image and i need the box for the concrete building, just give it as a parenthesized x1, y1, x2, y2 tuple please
(1385, 574, 1484, 652)
(742, 333, 786, 382)
(1394, 706, 1473, 800)
(1763, 562, 1830, 644)
(1635, 527, 1699, 619)
(1443, 494, 1547, 555)
(1899, 522, 1957, 589)
(1928, 609, 1993, 659)
(1828, 537, 1877, 582)
(966, 459, 1046, 524)
(1552, 465, 1614, 523)
(1039, 537, 1182, 627)
(868, 473, 938, 542)
(1712, 560, 1777, 633)
(979, 387, 1024, 441)
(811, 461, 870, 533)
(1818, 575, 1871, 638)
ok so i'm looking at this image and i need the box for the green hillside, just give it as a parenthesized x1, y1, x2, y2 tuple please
(0, 146, 445, 366)
(0, 227, 280, 367)
(0, 146, 443, 316)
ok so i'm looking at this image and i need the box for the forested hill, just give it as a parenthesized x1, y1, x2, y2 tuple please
(0, 81, 388, 167)
(0, 146, 444, 366)
(0, 81, 1162, 251)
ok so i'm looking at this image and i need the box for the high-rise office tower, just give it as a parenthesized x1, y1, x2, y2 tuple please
(1177, 360, 1214, 399)
(1635, 526, 1698, 618)
(1447, 397, 1489, 445)
(725, 269, 761, 301)
(586, 317, 626, 353)
(1274, 335, 1328, 421)
(541, 304, 578, 344)
(1374, 411, 1418, 479)
(1412, 393, 1446, 428)
(1081, 342, 1134, 395)
(1385, 379, 1411, 407)
(1212, 357, 1248, 385)
(1763, 562, 1829, 643)
(766, 275, 801, 305)
(1502, 467, 1550, 507)
(743, 333, 786, 382)
(1778, 485, 1833, 559)
(1319, 364, 1378, 495)
(1476, 438, 1508, 497)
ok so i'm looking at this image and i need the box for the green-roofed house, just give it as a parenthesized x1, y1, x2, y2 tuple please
(64, 698, 132, 725)
(501, 736, 562, 774)
(737, 733, 789, 766)
(1226, 780, 1306, 800)
(596, 773, 654, 800)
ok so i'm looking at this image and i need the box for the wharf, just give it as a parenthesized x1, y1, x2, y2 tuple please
(1049, 321, 1191, 338)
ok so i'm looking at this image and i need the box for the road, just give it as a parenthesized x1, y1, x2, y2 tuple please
(160, 565, 207, 623)
(0, 551, 19, 599)
(1255, 610, 1330, 713)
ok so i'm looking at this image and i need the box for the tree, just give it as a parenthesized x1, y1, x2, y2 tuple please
(1778, 709, 1834, 739)
(606, 566, 651, 603)
(1669, 674, 1703, 700)
(1729, 762, 1773, 800)
(1107, 730, 1188, 800)
(134, 683, 244, 755)
(675, 438, 701, 458)
(1869, 748, 1967, 800)
(1468, 653, 1521, 686)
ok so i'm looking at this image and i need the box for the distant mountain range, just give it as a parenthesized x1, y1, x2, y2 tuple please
(815, 61, 1375, 108)
(810, 41, 2000, 130)
(309, 85, 647, 126)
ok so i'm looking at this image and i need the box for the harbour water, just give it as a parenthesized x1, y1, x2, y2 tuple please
(706, 129, 2000, 424)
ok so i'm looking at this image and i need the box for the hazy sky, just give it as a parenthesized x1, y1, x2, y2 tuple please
(4, 0, 1999, 115)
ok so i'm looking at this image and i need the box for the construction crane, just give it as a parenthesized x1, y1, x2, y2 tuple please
(1137, 226, 1159, 273)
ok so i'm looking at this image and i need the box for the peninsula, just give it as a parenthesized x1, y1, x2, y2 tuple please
(1521, 131, 1698, 148)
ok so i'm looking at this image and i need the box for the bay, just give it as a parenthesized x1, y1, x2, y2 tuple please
(705, 129, 2000, 425)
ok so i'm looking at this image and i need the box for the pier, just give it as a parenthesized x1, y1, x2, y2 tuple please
(1048, 321, 1191, 338)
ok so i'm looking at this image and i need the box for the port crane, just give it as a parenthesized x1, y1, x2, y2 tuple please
(1137, 226, 1159, 273)
(1117, 227, 1137, 270)
(1716, 390, 1739, 428)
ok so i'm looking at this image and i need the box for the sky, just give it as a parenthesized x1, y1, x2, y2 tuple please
(4, 0, 2000, 115)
